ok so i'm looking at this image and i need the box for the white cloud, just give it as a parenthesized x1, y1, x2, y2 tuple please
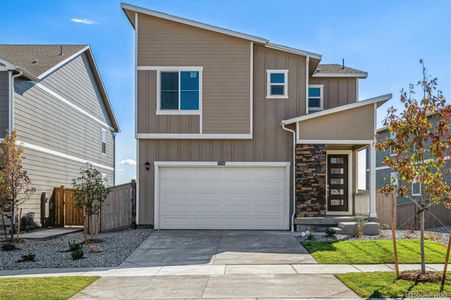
(119, 159, 136, 166)
(70, 18, 97, 25)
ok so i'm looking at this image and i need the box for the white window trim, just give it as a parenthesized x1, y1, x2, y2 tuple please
(101, 128, 107, 154)
(156, 67, 203, 115)
(389, 132, 396, 156)
(266, 69, 288, 99)
(412, 178, 421, 196)
(308, 84, 324, 112)
(390, 171, 398, 187)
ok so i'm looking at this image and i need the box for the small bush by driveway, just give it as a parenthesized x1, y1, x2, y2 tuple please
(301, 240, 447, 264)
(0, 229, 152, 270)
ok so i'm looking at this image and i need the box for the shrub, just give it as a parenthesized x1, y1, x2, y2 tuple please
(1, 242, 19, 251)
(71, 248, 84, 260)
(353, 216, 367, 238)
(306, 233, 316, 241)
(68, 240, 83, 252)
(325, 228, 336, 238)
(17, 253, 36, 263)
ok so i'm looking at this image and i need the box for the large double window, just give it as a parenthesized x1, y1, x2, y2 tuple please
(158, 68, 202, 114)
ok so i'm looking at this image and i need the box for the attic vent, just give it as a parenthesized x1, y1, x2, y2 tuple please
(31, 60, 39, 64)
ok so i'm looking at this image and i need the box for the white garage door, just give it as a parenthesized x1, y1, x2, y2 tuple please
(156, 163, 289, 230)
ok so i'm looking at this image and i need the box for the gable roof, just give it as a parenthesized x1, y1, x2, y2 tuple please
(282, 94, 392, 125)
(120, 2, 322, 60)
(0, 45, 120, 132)
(313, 64, 368, 78)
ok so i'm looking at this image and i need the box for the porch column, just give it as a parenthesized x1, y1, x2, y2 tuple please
(369, 142, 377, 219)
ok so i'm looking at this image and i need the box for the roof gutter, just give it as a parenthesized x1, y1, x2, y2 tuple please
(9, 70, 23, 133)
(281, 121, 297, 232)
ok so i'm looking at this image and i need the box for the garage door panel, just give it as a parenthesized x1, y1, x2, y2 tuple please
(157, 165, 289, 230)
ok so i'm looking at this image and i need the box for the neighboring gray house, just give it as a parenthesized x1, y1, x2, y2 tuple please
(375, 119, 451, 205)
(122, 3, 391, 231)
(0, 45, 119, 226)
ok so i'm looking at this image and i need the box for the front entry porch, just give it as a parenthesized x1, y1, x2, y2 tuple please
(294, 142, 377, 233)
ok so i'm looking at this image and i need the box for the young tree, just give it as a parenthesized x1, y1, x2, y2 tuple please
(376, 60, 450, 276)
(72, 167, 110, 241)
(0, 131, 35, 241)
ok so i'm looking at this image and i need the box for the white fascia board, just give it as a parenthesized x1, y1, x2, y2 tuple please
(266, 43, 321, 60)
(282, 94, 392, 125)
(0, 58, 17, 70)
(136, 133, 253, 139)
(37, 46, 90, 80)
(121, 3, 268, 44)
(296, 139, 374, 145)
(312, 72, 368, 78)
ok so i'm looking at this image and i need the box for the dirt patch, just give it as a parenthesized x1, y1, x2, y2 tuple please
(399, 270, 442, 282)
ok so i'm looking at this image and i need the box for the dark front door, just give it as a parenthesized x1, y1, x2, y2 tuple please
(327, 154, 349, 212)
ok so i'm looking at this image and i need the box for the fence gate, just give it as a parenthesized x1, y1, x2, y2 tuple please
(53, 186, 84, 227)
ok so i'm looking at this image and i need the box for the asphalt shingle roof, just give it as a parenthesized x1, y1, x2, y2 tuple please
(0, 45, 87, 78)
(314, 64, 367, 77)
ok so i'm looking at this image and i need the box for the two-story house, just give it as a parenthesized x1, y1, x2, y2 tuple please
(0, 45, 119, 226)
(122, 3, 391, 231)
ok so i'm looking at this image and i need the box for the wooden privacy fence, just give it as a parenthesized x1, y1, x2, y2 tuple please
(377, 192, 451, 229)
(99, 180, 136, 232)
(52, 180, 136, 232)
(52, 186, 84, 226)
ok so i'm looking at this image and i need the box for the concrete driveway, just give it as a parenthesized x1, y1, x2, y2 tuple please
(121, 230, 317, 267)
(73, 230, 358, 299)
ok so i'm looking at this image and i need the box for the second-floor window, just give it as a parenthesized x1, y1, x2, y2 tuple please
(158, 68, 201, 114)
(308, 85, 324, 112)
(267, 70, 288, 99)
(101, 128, 107, 154)
(412, 177, 421, 196)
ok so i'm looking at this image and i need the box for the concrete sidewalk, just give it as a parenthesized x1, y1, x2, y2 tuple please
(0, 263, 446, 278)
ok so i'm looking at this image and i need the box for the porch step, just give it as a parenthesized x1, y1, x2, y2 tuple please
(335, 221, 380, 235)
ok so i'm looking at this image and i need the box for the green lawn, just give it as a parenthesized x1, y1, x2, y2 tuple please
(301, 240, 447, 264)
(0, 276, 99, 300)
(337, 272, 450, 298)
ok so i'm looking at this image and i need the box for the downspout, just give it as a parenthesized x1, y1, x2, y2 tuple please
(281, 121, 296, 232)
(9, 70, 23, 133)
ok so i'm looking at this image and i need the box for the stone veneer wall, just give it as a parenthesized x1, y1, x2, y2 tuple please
(296, 144, 327, 217)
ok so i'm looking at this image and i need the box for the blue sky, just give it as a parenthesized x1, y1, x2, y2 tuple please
(1, 0, 450, 184)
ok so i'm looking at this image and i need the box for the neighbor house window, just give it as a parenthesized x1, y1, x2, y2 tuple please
(308, 85, 323, 112)
(101, 128, 107, 154)
(412, 177, 421, 196)
(158, 68, 201, 114)
(267, 70, 288, 98)
(390, 171, 398, 187)
(389, 132, 396, 156)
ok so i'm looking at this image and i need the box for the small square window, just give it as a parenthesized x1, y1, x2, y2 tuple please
(308, 85, 323, 112)
(267, 70, 288, 98)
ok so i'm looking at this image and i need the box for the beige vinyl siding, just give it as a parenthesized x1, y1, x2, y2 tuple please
(20, 147, 113, 225)
(137, 70, 199, 133)
(298, 104, 375, 141)
(309, 77, 357, 109)
(137, 45, 307, 224)
(40, 53, 112, 126)
(137, 13, 250, 134)
(14, 79, 114, 167)
(0, 71, 9, 134)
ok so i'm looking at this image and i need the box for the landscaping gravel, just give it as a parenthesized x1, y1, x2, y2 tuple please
(297, 226, 450, 245)
(0, 229, 152, 270)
